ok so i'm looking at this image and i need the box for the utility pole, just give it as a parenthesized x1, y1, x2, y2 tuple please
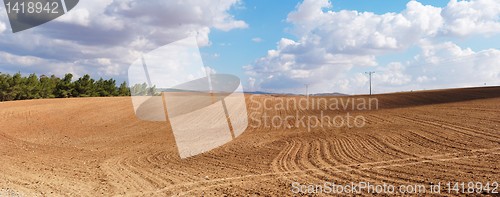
(305, 84, 309, 99)
(365, 71, 375, 95)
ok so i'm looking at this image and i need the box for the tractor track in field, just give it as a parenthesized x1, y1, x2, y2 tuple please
(0, 87, 499, 196)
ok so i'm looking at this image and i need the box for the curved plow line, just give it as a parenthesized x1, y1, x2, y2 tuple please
(126, 147, 500, 196)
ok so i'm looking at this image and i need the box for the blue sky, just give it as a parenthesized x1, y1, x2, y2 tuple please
(200, 0, 299, 75)
(201, 0, 499, 94)
(203, 0, 451, 70)
(0, 0, 499, 94)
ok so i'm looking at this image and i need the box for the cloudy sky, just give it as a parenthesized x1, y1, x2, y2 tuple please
(0, 0, 499, 94)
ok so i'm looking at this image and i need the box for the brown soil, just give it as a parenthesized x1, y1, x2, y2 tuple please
(0, 87, 499, 196)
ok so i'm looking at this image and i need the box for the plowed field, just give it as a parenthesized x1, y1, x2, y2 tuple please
(0, 87, 499, 196)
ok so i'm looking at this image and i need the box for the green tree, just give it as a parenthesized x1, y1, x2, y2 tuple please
(72, 74, 95, 97)
(21, 73, 41, 99)
(10, 73, 23, 100)
(130, 83, 150, 96)
(0, 72, 132, 102)
(0, 73, 12, 101)
(39, 75, 58, 98)
(118, 81, 130, 96)
(55, 73, 74, 98)
(93, 78, 107, 97)
(104, 79, 118, 96)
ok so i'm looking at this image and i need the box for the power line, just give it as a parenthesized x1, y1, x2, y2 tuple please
(365, 71, 375, 95)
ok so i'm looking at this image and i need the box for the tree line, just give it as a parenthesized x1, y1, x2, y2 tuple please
(0, 73, 132, 102)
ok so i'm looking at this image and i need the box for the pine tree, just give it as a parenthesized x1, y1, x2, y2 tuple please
(39, 75, 58, 98)
(24, 74, 41, 99)
(73, 74, 95, 97)
(0, 72, 132, 102)
(10, 73, 23, 100)
(55, 73, 74, 98)
(0, 73, 11, 101)
(118, 81, 131, 96)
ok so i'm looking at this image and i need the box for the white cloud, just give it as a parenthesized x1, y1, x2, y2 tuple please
(0, 0, 247, 82)
(246, 0, 500, 94)
(0, 5, 7, 34)
(416, 76, 436, 83)
(247, 77, 256, 91)
(0, 51, 87, 78)
(286, 0, 443, 54)
(409, 41, 500, 88)
(252, 37, 263, 43)
(441, 0, 500, 36)
(244, 37, 378, 93)
(0, 22, 5, 33)
(58, 8, 91, 27)
(104, 0, 247, 33)
(373, 62, 412, 86)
